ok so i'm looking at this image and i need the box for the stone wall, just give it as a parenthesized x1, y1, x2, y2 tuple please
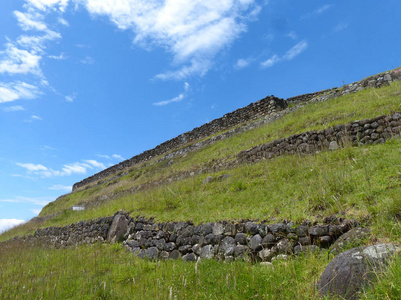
(72, 95, 287, 191)
(5, 212, 358, 262)
(237, 112, 401, 163)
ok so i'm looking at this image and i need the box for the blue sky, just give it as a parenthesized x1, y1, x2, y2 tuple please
(1, 0, 401, 233)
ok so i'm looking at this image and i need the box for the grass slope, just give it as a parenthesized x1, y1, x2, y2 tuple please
(1, 78, 401, 299)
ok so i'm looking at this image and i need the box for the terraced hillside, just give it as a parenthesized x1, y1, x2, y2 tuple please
(1, 68, 401, 299)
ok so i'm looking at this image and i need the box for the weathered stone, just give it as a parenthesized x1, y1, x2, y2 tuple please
(160, 251, 169, 259)
(262, 233, 275, 247)
(144, 247, 159, 260)
(165, 242, 176, 252)
(258, 248, 275, 261)
(182, 253, 197, 262)
(154, 239, 166, 251)
(318, 244, 400, 300)
(245, 222, 259, 234)
(234, 245, 250, 259)
(249, 234, 262, 251)
(107, 214, 129, 243)
(276, 238, 292, 254)
(330, 227, 370, 255)
(201, 245, 217, 259)
(294, 245, 319, 255)
(234, 233, 247, 245)
(260, 262, 274, 269)
(318, 236, 332, 247)
(329, 141, 339, 150)
(204, 233, 217, 245)
(213, 223, 224, 235)
(219, 236, 236, 257)
(168, 250, 181, 260)
(308, 225, 329, 237)
(268, 223, 286, 233)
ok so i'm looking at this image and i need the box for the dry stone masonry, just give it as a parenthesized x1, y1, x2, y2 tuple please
(237, 112, 401, 163)
(7, 212, 362, 263)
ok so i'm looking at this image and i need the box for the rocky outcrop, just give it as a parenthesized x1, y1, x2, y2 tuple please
(318, 243, 400, 300)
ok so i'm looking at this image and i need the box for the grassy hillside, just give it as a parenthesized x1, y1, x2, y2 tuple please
(1, 77, 401, 299)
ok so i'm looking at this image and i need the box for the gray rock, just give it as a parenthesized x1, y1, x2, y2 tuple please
(178, 245, 192, 254)
(249, 234, 262, 251)
(154, 239, 166, 250)
(330, 227, 370, 255)
(203, 176, 214, 184)
(192, 244, 201, 256)
(245, 222, 259, 234)
(308, 225, 329, 237)
(107, 214, 129, 243)
(269, 223, 286, 233)
(168, 250, 181, 260)
(160, 251, 169, 259)
(213, 223, 224, 235)
(318, 244, 400, 300)
(219, 236, 236, 257)
(201, 245, 217, 259)
(182, 253, 197, 262)
(258, 248, 275, 261)
(235, 233, 247, 245)
(165, 242, 176, 252)
(295, 225, 308, 237)
(234, 245, 250, 259)
(329, 141, 339, 150)
(276, 238, 292, 254)
(384, 74, 392, 81)
(144, 247, 159, 260)
(294, 245, 319, 255)
(261, 233, 275, 247)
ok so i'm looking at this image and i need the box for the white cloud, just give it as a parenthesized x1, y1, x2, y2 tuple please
(0, 219, 26, 233)
(84, 160, 106, 169)
(112, 154, 124, 160)
(48, 184, 72, 191)
(30, 208, 42, 215)
(49, 53, 66, 60)
(235, 58, 250, 69)
(282, 40, 308, 60)
(260, 54, 279, 68)
(0, 81, 40, 103)
(333, 22, 349, 33)
(0, 43, 42, 75)
(58, 17, 69, 26)
(31, 115, 43, 120)
(0, 196, 53, 206)
(153, 81, 190, 106)
(80, 56, 95, 64)
(25, 0, 69, 12)
(301, 4, 332, 19)
(16, 158, 107, 178)
(97, 154, 111, 159)
(65, 92, 77, 102)
(14, 10, 48, 31)
(16, 163, 48, 171)
(260, 40, 308, 68)
(2, 105, 25, 112)
(83, 0, 262, 79)
(153, 93, 184, 106)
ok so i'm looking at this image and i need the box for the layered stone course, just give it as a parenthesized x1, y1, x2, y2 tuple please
(7, 212, 361, 263)
(237, 112, 401, 163)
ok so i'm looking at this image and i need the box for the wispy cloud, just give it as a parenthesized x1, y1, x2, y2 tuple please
(0, 43, 42, 75)
(0, 196, 53, 206)
(2, 105, 25, 112)
(14, 10, 48, 31)
(0, 81, 40, 103)
(49, 53, 66, 60)
(48, 184, 72, 191)
(301, 4, 333, 19)
(153, 82, 189, 106)
(235, 58, 251, 69)
(0, 219, 26, 233)
(112, 154, 124, 160)
(333, 22, 349, 33)
(80, 56, 95, 64)
(16, 158, 107, 178)
(65, 92, 77, 102)
(260, 40, 308, 68)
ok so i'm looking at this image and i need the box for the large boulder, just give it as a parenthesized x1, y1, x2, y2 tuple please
(318, 243, 400, 300)
(107, 213, 130, 243)
(329, 227, 370, 255)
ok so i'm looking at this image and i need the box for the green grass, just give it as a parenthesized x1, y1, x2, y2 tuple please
(0, 242, 332, 300)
